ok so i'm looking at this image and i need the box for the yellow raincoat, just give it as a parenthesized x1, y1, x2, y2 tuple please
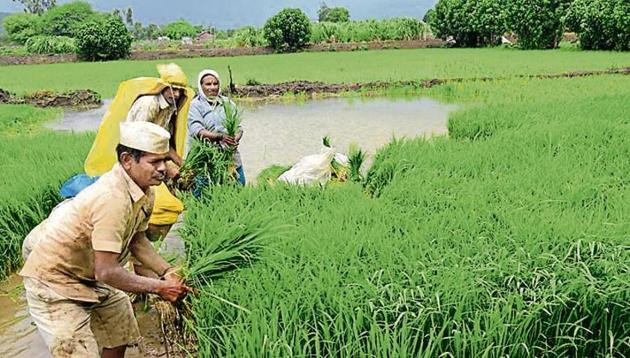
(84, 64, 194, 225)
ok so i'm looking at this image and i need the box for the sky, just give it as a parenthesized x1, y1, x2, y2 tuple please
(0, 0, 437, 29)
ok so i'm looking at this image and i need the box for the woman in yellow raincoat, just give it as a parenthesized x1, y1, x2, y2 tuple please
(84, 63, 194, 227)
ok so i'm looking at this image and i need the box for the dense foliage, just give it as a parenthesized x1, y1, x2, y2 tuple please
(318, 4, 351, 23)
(41, 1, 94, 38)
(312, 17, 429, 43)
(75, 14, 132, 61)
(25, 35, 76, 54)
(565, 0, 630, 51)
(429, 0, 628, 50)
(507, 0, 572, 49)
(2, 13, 42, 44)
(263, 8, 311, 52)
(429, 0, 508, 47)
(161, 19, 199, 40)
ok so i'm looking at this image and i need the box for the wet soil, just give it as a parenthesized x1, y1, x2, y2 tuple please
(0, 89, 102, 109)
(0, 275, 182, 358)
(0, 39, 445, 65)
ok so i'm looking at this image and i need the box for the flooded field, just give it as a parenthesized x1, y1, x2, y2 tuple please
(46, 96, 456, 181)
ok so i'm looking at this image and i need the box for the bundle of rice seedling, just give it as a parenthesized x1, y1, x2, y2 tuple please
(221, 99, 242, 138)
(155, 191, 289, 353)
(171, 139, 235, 192)
(348, 143, 366, 182)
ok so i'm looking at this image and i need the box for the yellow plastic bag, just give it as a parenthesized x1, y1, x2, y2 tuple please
(84, 64, 194, 225)
(150, 183, 184, 225)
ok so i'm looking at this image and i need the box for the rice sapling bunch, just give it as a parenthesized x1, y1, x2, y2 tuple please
(173, 139, 234, 192)
(347, 143, 366, 182)
(154, 188, 288, 351)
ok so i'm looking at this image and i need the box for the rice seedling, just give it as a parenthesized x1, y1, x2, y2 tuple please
(0, 130, 93, 279)
(174, 138, 234, 192)
(347, 143, 366, 182)
(221, 98, 242, 138)
(181, 75, 630, 356)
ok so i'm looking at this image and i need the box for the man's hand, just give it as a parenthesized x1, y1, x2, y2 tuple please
(166, 163, 180, 179)
(155, 280, 190, 303)
(221, 135, 238, 149)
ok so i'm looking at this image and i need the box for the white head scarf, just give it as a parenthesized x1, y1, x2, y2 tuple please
(197, 69, 221, 103)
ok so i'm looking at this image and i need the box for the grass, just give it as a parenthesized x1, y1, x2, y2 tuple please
(0, 104, 61, 135)
(0, 48, 629, 354)
(0, 106, 93, 278)
(180, 74, 630, 356)
(0, 48, 629, 97)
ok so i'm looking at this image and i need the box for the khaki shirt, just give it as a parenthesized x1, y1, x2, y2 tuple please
(20, 164, 154, 303)
(126, 93, 176, 131)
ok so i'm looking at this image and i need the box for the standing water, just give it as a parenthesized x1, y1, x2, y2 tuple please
(46, 96, 456, 181)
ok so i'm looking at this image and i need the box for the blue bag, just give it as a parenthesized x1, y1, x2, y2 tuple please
(60, 174, 100, 199)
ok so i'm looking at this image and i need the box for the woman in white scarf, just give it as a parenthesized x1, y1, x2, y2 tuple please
(187, 69, 245, 185)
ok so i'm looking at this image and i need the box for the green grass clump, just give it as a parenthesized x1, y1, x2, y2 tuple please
(0, 129, 92, 279)
(181, 74, 630, 356)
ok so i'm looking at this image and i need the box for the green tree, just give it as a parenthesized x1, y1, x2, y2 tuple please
(75, 14, 132, 61)
(2, 13, 43, 44)
(431, 0, 507, 47)
(11, 0, 55, 15)
(263, 8, 312, 52)
(564, 0, 630, 51)
(41, 1, 94, 38)
(161, 19, 198, 40)
(319, 4, 350, 23)
(125, 7, 133, 27)
(507, 0, 572, 49)
(146, 23, 159, 40)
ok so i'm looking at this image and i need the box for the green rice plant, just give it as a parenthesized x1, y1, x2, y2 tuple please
(0, 104, 62, 135)
(181, 75, 630, 356)
(0, 129, 93, 279)
(1, 49, 630, 97)
(347, 143, 365, 182)
(221, 98, 242, 138)
(256, 164, 290, 184)
(176, 138, 234, 191)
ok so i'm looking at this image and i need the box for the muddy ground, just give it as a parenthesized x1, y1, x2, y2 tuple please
(0, 39, 445, 66)
(231, 67, 630, 98)
(0, 89, 101, 108)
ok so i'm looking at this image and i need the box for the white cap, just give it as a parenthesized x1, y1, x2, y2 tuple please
(119, 122, 170, 154)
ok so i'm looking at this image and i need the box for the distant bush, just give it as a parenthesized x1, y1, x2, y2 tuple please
(75, 14, 132, 61)
(233, 26, 266, 47)
(263, 8, 311, 52)
(507, 0, 571, 49)
(41, 1, 94, 38)
(565, 0, 630, 51)
(430, 0, 507, 47)
(2, 13, 43, 44)
(318, 5, 350, 23)
(25, 35, 77, 54)
(161, 19, 198, 40)
(311, 18, 430, 43)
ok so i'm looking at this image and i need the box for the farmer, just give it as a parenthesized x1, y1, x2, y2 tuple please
(84, 63, 195, 259)
(20, 121, 190, 358)
(126, 66, 186, 170)
(187, 69, 246, 185)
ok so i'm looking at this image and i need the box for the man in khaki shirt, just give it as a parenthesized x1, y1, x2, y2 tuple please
(20, 121, 190, 358)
